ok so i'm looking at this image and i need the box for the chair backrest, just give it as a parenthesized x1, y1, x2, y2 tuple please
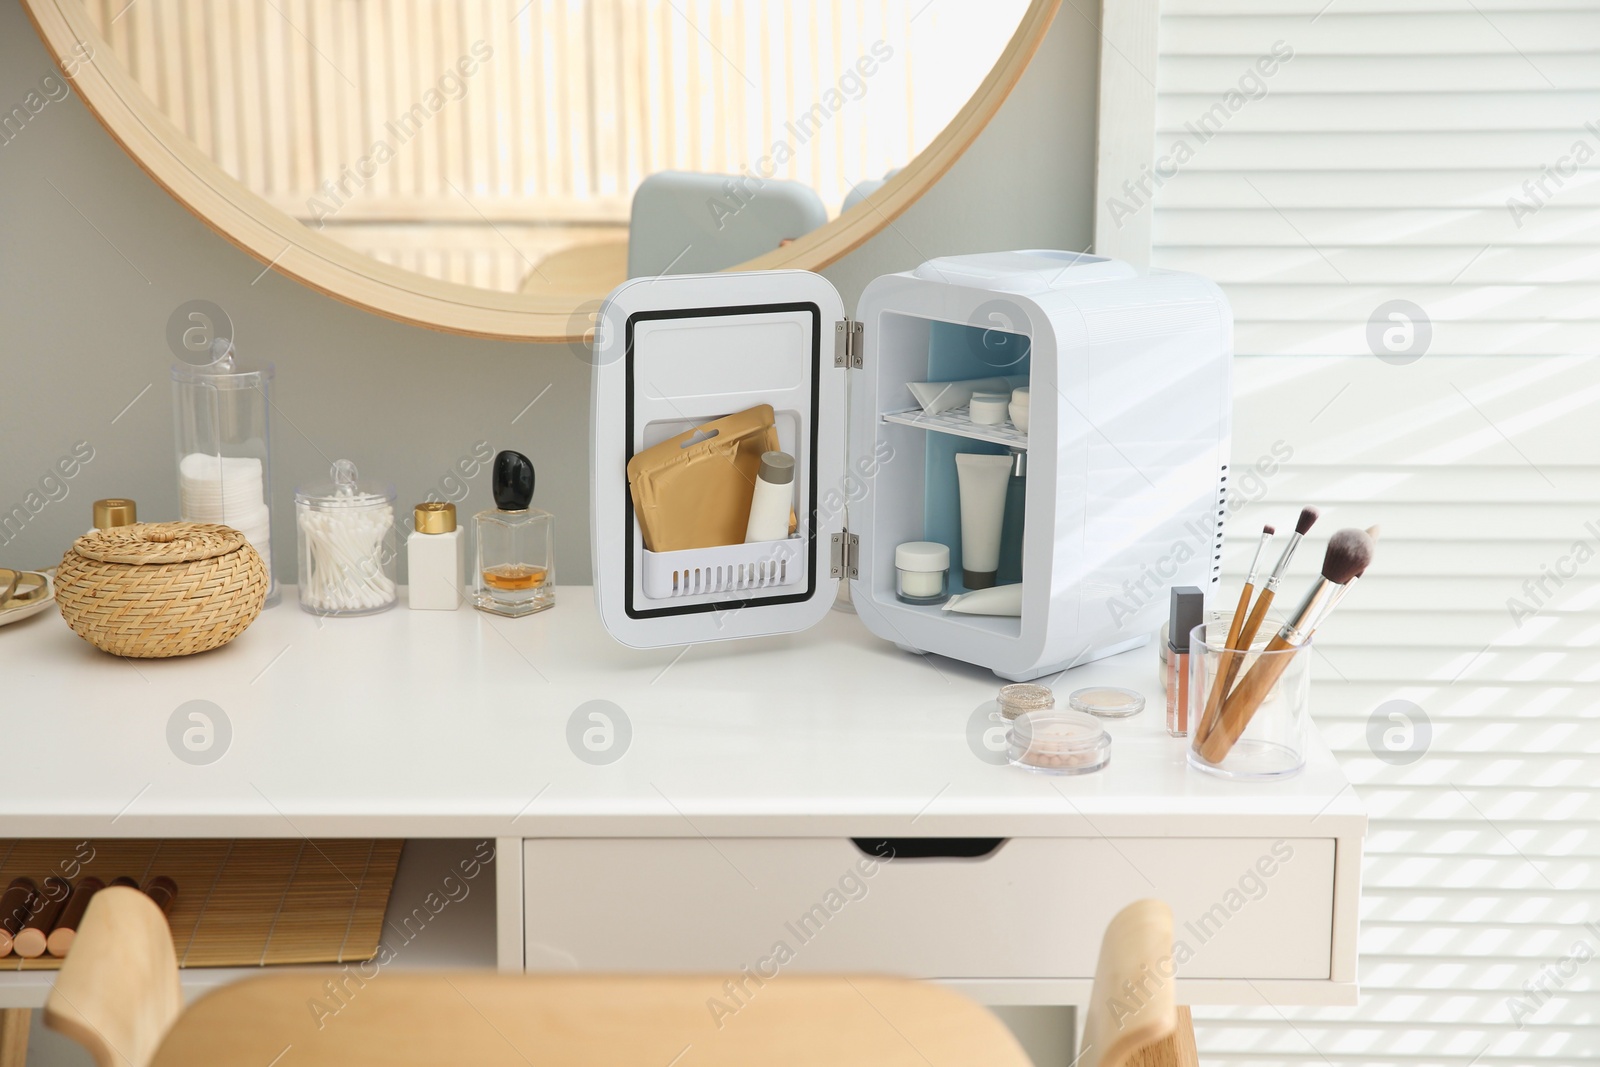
(1078, 899, 1180, 1067)
(840, 168, 901, 212)
(146, 972, 1032, 1066)
(626, 170, 827, 278)
(44, 887, 182, 1067)
(522, 238, 629, 294)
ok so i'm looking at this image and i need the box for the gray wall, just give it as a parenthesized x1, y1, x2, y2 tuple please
(0, 0, 1095, 584)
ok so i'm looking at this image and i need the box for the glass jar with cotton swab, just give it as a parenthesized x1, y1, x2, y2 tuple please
(294, 459, 397, 616)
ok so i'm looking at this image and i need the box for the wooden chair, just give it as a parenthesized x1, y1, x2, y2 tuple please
(45, 886, 1031, 1066)
(1078, 899, 1200, 1067)
(45, 887, 1194, 1066)
(0, 1010, 29, 1067)
(43, 887, 183, 1067)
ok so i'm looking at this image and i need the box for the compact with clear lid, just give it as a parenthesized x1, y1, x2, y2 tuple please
(1069, 685, 1146, 719)
(294, 459, 397, 616)
(1007, 710, 1112, 775)
(589, 251, 1231, 679)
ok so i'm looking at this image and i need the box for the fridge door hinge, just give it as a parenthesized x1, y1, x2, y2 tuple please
(830, 530, 860, 579)
(834, 319, 863, 369)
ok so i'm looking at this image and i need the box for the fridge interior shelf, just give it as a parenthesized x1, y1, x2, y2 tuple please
(881, 406, 1029, 450)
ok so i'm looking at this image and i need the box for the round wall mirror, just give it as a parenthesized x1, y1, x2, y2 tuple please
(25, 0, 1058, 340)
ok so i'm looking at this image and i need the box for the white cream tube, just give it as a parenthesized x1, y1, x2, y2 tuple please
(941, 583, 1023, 616)
(955, 453, 1012, 589)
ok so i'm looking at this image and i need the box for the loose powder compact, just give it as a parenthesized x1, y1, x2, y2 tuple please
(1006, 710, 1111, 775)
(1068, 686, 1146, 719)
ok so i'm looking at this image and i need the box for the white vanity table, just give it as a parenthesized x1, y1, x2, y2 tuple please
(0, 586, 1362, 1022)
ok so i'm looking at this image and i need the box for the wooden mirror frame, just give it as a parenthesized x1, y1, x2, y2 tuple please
(24, 0, 1061, 341)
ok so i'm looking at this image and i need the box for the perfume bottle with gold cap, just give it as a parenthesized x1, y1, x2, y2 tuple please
(408, 501, 463, 610)
(473, 451, 554, 617)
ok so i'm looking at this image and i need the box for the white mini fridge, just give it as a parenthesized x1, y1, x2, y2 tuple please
(589, 250, 1232, 681)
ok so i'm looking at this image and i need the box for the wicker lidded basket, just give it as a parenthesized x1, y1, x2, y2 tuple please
(56, 522, 268, 658)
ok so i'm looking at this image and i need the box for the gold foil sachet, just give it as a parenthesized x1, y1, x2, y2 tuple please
(626, 404, 781, 552)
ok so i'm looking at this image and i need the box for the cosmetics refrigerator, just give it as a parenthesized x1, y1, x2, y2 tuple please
(589, 251, 1232, 680)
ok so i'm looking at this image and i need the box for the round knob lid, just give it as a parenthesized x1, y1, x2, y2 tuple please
(492, 451, 535, 510)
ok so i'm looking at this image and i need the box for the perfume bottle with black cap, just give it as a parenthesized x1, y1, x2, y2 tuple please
(473, 450, 555, 617)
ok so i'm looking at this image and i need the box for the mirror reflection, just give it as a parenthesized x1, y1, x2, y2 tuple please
(79, 1, 1030, 293)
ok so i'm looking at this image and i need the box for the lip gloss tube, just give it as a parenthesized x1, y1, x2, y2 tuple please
(1166, 586, 1204, 737)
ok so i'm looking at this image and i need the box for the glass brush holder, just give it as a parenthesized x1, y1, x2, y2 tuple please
(1187, 615, 1310, 780)
(171, 346, 278, 605)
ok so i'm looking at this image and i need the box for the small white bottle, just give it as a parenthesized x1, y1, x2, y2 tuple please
(408, 501, 463, 610)
(744, 451, 795, 543)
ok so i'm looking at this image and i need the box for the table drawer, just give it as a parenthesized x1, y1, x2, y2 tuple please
(524, 837, 1333, 979)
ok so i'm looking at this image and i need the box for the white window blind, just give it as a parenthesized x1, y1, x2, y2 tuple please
(1151, 2, 1600, 1064)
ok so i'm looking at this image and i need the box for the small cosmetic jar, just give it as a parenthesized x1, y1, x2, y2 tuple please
(1009, 387, 1030, 432)
(1069, 685, 1145, 719)
(1007, 710, 1111, 775)
(998, 682, 1055, 721)
(969, 392, 1009, 425)
(894, 541, 950, 604)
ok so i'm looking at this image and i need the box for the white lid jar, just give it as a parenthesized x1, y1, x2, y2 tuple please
(1009, 386, 1030, 432)
(894, 541, 950, 605)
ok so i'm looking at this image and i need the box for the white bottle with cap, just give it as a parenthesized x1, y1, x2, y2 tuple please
(408, 501, 463, 610)
(744, 451, 795, 543)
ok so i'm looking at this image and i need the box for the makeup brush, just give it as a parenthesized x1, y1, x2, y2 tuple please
(1199, 527, 1375, 764)
(1193, 524, 1274, 743)
(1194, 507, 1318, 745)
(1219, 506, 1319, 683)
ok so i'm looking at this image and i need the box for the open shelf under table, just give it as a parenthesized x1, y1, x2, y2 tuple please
(0, 840, 500, 1009)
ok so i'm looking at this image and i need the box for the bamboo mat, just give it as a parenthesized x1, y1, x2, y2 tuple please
(0, 839, 403, 970)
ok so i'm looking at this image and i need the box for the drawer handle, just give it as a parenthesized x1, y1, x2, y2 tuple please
(851, 838, 1006, 860)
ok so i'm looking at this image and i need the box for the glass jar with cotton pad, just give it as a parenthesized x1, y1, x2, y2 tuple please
(295, 460, 397, 616)
(968, 391, 1010, 425)
(894, 541, 950, 604)
(172, 341, 279, 605)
